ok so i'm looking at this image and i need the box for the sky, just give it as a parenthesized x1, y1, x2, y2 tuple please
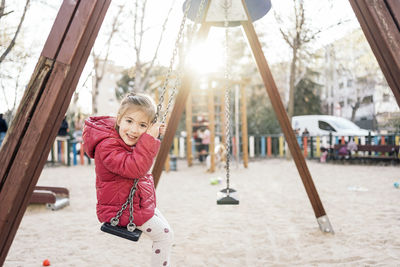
(1, 0, 360, 114)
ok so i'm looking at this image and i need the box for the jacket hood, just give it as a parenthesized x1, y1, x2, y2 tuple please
(83, 116, 119, 158)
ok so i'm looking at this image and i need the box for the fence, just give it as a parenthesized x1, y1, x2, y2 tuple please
(171, 133, 400, 162)
(47, 136, 91, 166)
(47, 133, 400, 167)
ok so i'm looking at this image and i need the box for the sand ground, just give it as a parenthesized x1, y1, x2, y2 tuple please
(4, 159, 400, 267)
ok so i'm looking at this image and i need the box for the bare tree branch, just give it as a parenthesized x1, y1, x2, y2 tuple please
(139, 0, 175, 92)
(1, 81, 9, 110)
(133, 0, 140, 65)
(279, 28, 294, 48)
(0, 0, 30, 64)
(91, 3, 125, 114)
(137, 0, 147, 57)
(0, 0, 6, 20)
(133, 0, 146, 91)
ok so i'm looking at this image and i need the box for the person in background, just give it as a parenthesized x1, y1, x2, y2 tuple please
(301, 128, 310, 137)
(198, 125, 210, 162)
(0, 113, 8, 147)
(58, 116, 69, 136)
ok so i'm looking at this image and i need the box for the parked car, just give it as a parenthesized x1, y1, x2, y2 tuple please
(292, 115, 370, 137)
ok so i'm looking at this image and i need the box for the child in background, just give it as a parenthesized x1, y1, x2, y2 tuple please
(83, 93, 173, 267)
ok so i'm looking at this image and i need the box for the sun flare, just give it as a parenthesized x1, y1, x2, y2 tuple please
(186, 37, 225, 75)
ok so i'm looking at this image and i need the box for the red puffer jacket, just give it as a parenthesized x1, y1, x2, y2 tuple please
(83, 116, 160, 226)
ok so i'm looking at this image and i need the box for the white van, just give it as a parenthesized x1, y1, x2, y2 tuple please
(292, 115, 370, 136)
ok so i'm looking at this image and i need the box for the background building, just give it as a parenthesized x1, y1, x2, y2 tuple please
(314, 29, 399, 130)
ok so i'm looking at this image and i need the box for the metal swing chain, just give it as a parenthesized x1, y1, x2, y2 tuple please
(223, 0, 232, 194)
(110, 179, 139, 232)
(154, 0, 193, 123)
(162, 0, 207, 124)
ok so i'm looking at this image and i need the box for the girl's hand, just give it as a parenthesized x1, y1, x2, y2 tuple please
(159, 124, 166, 137)
(146, 123, 165, 139)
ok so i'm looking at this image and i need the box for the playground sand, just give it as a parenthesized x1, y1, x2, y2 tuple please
(4, 159, 400, 266)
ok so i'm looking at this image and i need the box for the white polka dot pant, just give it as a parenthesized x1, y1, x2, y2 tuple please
(138, 208, 174, 267)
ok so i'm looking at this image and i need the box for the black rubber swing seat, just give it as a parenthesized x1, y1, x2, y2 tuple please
(217, 189, 239, 205)
(217, 194, 239, 205)
(101, 222, 142, 242)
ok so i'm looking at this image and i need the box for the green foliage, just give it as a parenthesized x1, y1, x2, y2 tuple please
(293, 70, 323, 116)
(115, 70, 134, 101)
(384, 115, 400, 133)
(115, 65, 168, 101)
(247, 86, 281, 135)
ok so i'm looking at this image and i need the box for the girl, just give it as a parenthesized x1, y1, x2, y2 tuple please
(83, 93, 173, 267)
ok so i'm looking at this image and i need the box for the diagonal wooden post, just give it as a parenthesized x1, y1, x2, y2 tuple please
(0, 0, 110, 264)
(241, 20, 333, 233)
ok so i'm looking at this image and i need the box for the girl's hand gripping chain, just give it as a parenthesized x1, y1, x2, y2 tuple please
(147, 122, 166, 139)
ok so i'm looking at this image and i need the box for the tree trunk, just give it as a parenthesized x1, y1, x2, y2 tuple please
(351, 100, 360, 121)
(0, 0, 5, 19)
(92, 77, 99, 115)
(92, 57, 100, 114)
(135, 61, 142, 92)
(287, 46, 298, 118)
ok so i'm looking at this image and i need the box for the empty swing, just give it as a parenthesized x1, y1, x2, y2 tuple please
(183, 0, 272, 205)
(216, 0, 239, 205)
(100, 0, 207, 242)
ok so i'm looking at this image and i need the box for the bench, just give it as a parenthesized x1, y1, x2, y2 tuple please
(333, 144, 400, 163)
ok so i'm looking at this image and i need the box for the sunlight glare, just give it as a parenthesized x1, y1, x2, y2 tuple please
(186, 38, 224, 75)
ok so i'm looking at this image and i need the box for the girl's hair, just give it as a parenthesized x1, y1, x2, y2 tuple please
(115, 93, 157, 131)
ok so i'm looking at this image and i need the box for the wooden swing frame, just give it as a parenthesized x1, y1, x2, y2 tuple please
(185, 76, 250, 171)
(1, 0, 400, 264)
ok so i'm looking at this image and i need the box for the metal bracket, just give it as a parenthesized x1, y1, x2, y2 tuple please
(317, 215, 334, 234)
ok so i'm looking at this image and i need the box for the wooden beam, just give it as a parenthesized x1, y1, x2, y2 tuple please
(349, 0, 400, 107)
(186, 91, 193, 166)
(208, 80, 216, 172)
(240, 82, 249, 168)
(0, 0, 111, 264)
(241, 20, 327, 219)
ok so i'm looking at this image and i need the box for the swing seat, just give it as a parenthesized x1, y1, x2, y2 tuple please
(217, 190, 239, 205)
(100, 222, 142, 242)
(217, 194, 239, 205)
(220, 188, 236, 193)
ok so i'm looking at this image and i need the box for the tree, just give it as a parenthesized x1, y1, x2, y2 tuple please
(350, 98, 360, 122)
(276, 1, 315, 119)
(90, 3, 124, 114)
(275, 0, 345, 119)
(0, 0, 31, 123)
(130, 0, 174, 93)
(0, 0, 30, 64)
(247, 85, 281, 135)
(87, 1, 174, 114)
(293, 69, 322, 116)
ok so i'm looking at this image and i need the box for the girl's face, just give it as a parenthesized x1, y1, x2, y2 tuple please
(117, 108, 150, 146)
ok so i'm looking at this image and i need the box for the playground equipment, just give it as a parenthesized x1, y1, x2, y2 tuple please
(185, 77, 249, 171)
(1, 0, 400, 264)
(216, 1, 239, 205)
(100, 179, 142, 241)
(29, 186, 70, 211)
